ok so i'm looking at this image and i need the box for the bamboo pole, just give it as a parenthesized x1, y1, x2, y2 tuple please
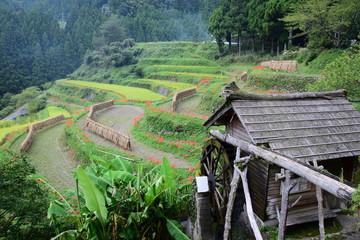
(210, 130, 356, 200)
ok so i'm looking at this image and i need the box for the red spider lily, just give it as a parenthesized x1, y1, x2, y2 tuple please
(186, 176, 194, 181)
(170, 164, 177, 168)
(216, 85, 222, 88)
(133, 114, 144, 126)
(2, 145, 9, 149)
(252, 66, 264, 70)
(98, 146, 104, 149)
(37, 178, 44, 183)
(145, 133, 152, 137)
(183, 154, 189, 157)
(188, 167, 195, 172)
(145, 101, 152, 106)
(156, 136, 165, 143)
(225, 79, 232, 82)
(199, 78, 211, 84)
(80, 99, 87, 102)
(161, 97, 166, 100)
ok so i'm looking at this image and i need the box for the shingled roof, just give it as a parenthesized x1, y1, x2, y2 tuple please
(205, 83, 360, 162)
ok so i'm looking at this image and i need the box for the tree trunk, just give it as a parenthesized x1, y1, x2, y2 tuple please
(271, 37, 274, 55)
(226, 32, 231, 51)
(252, 36, 255, 52)
(238, 35, 241, 56)
(261, 38, 265, 54)
(209, 130, 356, 201)
(277, 39, 280, 56)
(289, 29, 293, 46)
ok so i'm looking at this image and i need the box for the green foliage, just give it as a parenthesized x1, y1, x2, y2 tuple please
(26, 98, 47, 114)
(48, 155, 192, 239)
(307, 43, 360, 100)
(0, 149, 55, 239)
(283, 0, 360, 48)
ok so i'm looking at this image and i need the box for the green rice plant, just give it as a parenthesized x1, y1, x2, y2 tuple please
(139, 57, 219, 67)
(47, 106, 71, 118)
(145, 65, 222, 75)
(147, 71, 230, 84)
(134, 79, 196, 92)
(59, 80, 164, 102)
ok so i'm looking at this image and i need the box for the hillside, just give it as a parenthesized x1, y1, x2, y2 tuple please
(1, 41, 359, 239)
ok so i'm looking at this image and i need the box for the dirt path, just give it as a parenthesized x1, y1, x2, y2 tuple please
(77, 105, 191, 168)
(27, 122, 78, 190)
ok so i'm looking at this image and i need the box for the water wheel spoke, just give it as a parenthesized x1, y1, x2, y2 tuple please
(201, 139, 234, 225)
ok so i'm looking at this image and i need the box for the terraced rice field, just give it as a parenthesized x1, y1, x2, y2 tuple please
(47, 106, 71, 118)
(136, 79, 196, 91)
(26, 122, 78, 190)
(77, 105, 190, 168)
(59, 80, 164, 102)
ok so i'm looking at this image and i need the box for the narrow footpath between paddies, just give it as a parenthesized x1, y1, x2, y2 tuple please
(76, 105, 191, 168)
(26, 122, 78, 190)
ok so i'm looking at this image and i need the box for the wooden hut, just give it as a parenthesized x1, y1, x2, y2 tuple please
(201, 83, 359, 228)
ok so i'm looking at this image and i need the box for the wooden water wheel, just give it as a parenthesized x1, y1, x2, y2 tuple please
(201, 139, 234, 225)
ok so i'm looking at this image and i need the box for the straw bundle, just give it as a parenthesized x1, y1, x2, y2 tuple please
(172, 88, 197, 112)
(86, 118, 131, 149)
(87, 100, 114, 119)
(240, 72, 247, 82)
(20, 114, 65, 153)
(260, 60, 298, 72)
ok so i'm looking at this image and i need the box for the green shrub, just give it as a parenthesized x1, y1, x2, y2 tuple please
(307, 43, 360, 100)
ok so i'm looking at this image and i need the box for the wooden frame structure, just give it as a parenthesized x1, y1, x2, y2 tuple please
(201, 82, 359, 239)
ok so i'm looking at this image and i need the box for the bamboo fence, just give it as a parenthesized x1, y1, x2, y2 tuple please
(172, 88, 197, 112)
(86, 100, 131, 149)
(20, 114, 65, 153)
(260, 60, 298, 72)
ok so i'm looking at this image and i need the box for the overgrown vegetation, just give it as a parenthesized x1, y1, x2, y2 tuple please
(0, 149, 54, 239)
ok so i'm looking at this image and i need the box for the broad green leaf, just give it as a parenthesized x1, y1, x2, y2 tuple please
(89, 154, 110, 169)
(76, 166, 108, 223)
(47, 200, 68, 218)
(166, 219, 190, 240)
(111, 157, 134, 173)
(103, 170, 144, 186)
(160, 157, 177, 194)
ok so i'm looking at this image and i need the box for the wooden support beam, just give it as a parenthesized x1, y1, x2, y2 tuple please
(277, 169, 298, 240)
(234, 165, 263, 240)
(313, 160, 325, 240)
(210, 130, 356, 200)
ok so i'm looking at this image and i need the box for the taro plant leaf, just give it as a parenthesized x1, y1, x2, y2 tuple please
(76, 166, 108, 223)
(160, 157, 177, 194)
(89, 154, 111, 169)
(47, 200, 69, 218)
(166, 219, 190, 240)
(103, 170, 144, 186)
(111, 157, 134, 173)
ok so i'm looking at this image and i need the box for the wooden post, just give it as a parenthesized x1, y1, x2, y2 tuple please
(234, 165, 263, 240)
(277, 169, 292, 240)
(313, 160, 325, 240)
(223, 148, 252, 240)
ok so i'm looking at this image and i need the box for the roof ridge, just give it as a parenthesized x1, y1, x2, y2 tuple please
(221, 82, 346, 101)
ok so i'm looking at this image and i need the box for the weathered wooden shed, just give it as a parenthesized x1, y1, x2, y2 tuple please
(201, 83, 359, 230)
